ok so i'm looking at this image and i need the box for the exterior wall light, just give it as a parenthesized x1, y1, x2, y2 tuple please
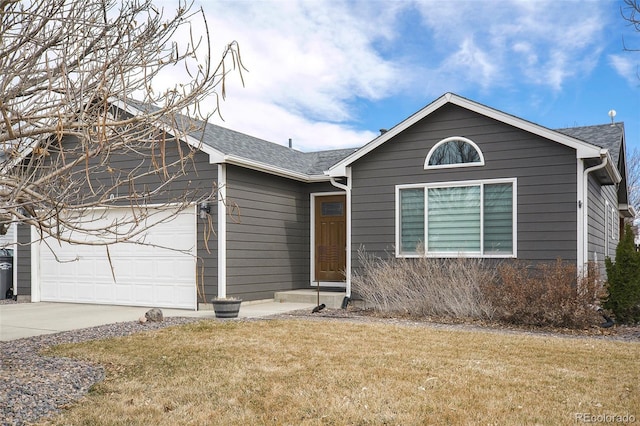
(199, 201, 211, 219)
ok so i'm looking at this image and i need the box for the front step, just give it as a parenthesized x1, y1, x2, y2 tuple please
(274, 289, 346, 309)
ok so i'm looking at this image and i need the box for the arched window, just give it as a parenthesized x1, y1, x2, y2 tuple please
(424, 137, 484, 169)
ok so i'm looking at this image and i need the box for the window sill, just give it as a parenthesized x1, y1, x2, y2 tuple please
(396, 252, 516, 259)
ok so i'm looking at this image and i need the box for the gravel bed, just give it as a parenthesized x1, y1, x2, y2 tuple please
(0, 314, 204, 426)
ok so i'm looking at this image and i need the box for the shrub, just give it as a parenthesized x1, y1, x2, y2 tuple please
(484, 260, 603, 329)
(604, 223, 640, 324)
(353, 250, 603, 329)
(352, 249, 495, 320)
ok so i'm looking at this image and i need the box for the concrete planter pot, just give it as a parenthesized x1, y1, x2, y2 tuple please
(212, 298, 242, 318)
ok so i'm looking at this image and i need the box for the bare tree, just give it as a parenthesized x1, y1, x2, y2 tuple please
(0, 0, 244, 245)
(622, 0, 640, 46)
(621, 1, 640, 233)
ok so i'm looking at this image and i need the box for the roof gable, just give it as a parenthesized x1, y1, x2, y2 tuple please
(328, 92, 608, 177)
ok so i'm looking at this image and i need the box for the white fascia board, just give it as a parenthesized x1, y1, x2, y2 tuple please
(223, 154, 329, 183)
(110, 97, 139, 115)
(110, 98, 227, 164)
(602, 150, 622, 184)
(328, 92, 605, 176)
(182, 133, 225, 162)
(1, 144, 33, 174)
(450, 95, 603, 159)
(328, 95, 450, 177)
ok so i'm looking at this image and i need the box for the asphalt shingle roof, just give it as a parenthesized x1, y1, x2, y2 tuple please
(123, 99, 358, 177)
(194, 122, 358, 176)
(124, 98, 623, 179)
(556, 123, 624, 165)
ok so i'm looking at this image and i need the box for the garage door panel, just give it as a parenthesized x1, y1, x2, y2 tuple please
(115, 284, 132, 304)
(59, 282, 77, 301)
(94, 283, 114, 303)
(40, 208, 197, 309)
(133, 283, 153, 303)
(154, 285, 175, 306)
(40, 281, 58, 300)
(94, 262, 114, 281)
(77, 283, 96, 302)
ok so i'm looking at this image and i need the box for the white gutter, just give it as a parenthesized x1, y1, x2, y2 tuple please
(580, 153, 609, 274)
(618, 203, 637, 218)
(328, 169, 352, 297)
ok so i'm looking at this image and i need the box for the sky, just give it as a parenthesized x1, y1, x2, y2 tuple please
(156, 0, 640, 156)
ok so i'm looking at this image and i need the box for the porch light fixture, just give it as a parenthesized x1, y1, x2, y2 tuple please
(199, 201, 211, 219)
(16, 207, 30, 224)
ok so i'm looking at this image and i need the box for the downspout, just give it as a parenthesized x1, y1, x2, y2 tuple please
(581, 153, 608, 274)
(329, 170, 352, 298)
(217, 164, 227, 298)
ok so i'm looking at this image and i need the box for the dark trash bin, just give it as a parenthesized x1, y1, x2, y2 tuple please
(0, 249, 13, 299)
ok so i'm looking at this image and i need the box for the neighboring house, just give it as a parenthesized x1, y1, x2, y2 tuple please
(12, 93, 633, 309)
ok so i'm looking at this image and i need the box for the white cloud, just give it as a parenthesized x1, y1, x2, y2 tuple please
(149, 0, 615, 151)
(205, 96, 377, 151)
(409, 0, 607, 92)
(200, 1, 403, 122)
(609, 55, 639, 86)
(441, 38, 500, 90)
(150, 0, 404, 150)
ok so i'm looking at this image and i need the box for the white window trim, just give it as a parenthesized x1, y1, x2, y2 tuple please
(424, 136, 485, 170)
(605, 200, 610, 257)
(395, 177, 517, 258)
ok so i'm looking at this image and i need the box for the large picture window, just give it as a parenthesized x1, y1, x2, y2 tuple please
(397, 179, 516, 257)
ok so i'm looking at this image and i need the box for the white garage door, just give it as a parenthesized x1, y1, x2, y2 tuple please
(39, 207, 197, 309)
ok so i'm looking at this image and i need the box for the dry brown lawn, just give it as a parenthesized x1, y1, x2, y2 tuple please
(41, 319, 639, 425)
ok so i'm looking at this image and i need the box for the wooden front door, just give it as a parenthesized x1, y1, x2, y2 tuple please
(315, 194, 346, 282)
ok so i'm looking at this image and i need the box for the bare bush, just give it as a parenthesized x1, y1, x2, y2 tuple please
(352, 249, 495, 320)
(353, 251, 604, 329)
(484, 260, 603, 328)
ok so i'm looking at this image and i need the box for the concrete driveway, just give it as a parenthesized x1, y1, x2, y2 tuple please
(0, 301, 314, 341)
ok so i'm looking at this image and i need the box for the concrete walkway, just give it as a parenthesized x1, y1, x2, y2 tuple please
(0, 301, 315, 341)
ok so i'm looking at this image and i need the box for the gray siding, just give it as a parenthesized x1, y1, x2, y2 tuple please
(16, 224, 31, 297)
(17, 129, 345, 305)
(89, 143, 221, 304)
(225, 166, 312, 300)
(587, 173, 619, 270)
(18, 135, 220, 306)
(350, 103, 578, 264)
